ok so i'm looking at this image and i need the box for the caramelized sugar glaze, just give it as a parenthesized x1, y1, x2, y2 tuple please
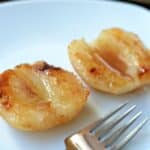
(0, 61, 89, 131)
(68, 28, 150, 94)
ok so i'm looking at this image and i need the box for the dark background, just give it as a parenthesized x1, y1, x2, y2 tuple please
(115, 0, 150, 9)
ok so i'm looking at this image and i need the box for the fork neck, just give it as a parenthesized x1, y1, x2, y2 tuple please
(65, 133, 106, 150)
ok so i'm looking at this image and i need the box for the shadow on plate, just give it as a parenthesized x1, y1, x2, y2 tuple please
(90, 85, 150, 101)
(89, 85, 150, 116)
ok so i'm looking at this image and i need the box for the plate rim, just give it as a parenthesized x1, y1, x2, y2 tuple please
(0, 0, 150, 15)
(0, 1, 150, 150)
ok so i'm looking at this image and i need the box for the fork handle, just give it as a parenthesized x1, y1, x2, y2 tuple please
(65, 137, 78, 150)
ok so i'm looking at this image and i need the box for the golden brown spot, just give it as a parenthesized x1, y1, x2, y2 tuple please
(90, 68, 96, 73)
(48, 65, 62, 72)
(94, 50, 128, 76)
(37, 101, 51, 110)
(33, 61, 62, 72)
(57, 115, 67, 124)
(1, 99, 12, 110)
(22, 83, 37, 98)
(139, 66, 150, 77)
(22, 123, 32, 129)
(0, 70, 13, 87)
(33, 61, 50, 71)
(0, 91, 2, 98)
(89, 67, 100, 76)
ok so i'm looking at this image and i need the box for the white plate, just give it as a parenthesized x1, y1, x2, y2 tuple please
(0, 0, 150, 150)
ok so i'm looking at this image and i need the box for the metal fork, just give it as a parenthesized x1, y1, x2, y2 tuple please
(65, 102, 149, 150)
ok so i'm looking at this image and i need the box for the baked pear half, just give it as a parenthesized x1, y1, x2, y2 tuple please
(68, 28, 150, 94)
(0, 61, 89, 131)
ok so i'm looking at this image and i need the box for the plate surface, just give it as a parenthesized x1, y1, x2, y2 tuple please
(0, 0, 150, 150)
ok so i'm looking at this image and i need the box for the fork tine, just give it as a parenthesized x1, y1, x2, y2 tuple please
(97, 105, 136, 140)
(102, 111, 142, 147)
(111, 117, 149, 150)
(65, 103, 148, 150)
(90, 102, 128, 133)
